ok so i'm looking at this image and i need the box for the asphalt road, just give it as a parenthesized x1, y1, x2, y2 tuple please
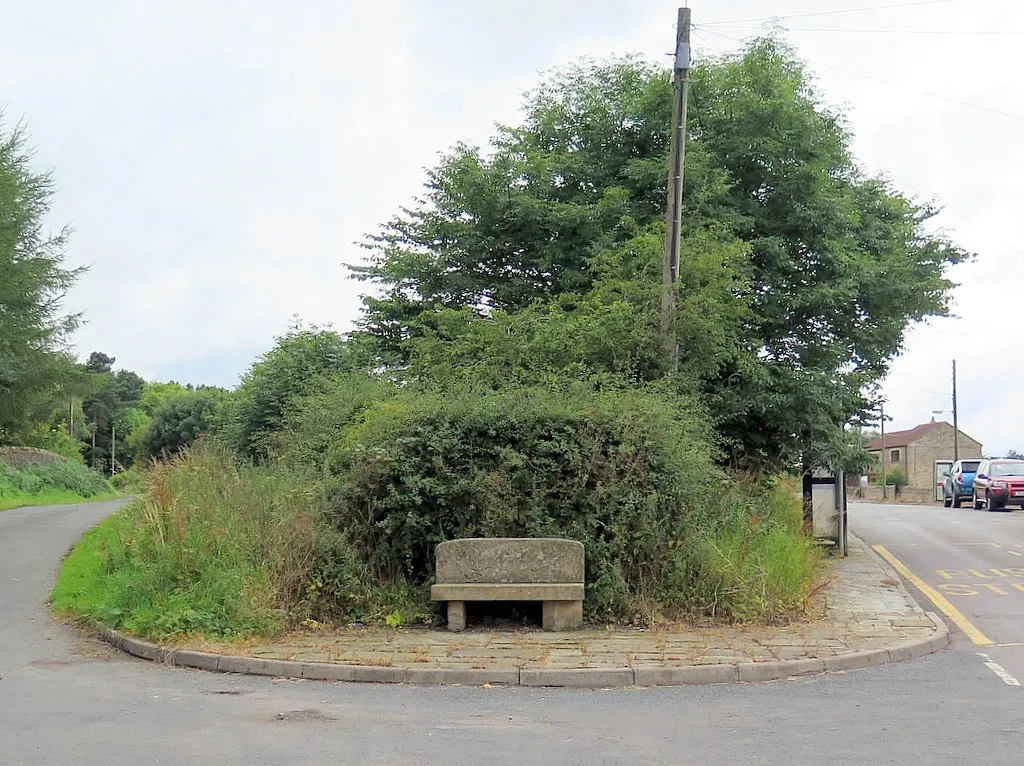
(852, 500, 1024, 684)
(3, 500, 1024, 765)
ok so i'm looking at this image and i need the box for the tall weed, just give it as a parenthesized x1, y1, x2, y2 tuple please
(674, 478, 821, 622)
(53, 446, 365, 639)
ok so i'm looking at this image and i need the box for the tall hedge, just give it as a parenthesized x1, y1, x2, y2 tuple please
(321, 385, 721, 620)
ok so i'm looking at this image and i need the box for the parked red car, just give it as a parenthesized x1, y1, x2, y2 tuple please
(972, 459, 1024, 511)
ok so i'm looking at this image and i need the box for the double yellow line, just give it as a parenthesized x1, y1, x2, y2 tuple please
(874, 544, 993, 646)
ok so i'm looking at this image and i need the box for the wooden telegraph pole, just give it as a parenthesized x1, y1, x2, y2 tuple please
(661, 6, 692, 366)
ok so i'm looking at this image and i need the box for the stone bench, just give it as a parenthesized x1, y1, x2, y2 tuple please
(430, 538, 585, 632)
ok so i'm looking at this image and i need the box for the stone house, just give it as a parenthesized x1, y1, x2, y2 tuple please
(863, 420, 983, 493)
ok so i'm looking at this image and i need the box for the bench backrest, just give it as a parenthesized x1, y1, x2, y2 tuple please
(434, 538, 584, 584)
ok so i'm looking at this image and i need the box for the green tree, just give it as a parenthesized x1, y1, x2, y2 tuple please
(80, 353, 146, 470)
(689, 40, 968, 467)
(353, 39, 969, 471)
(220, 325, 375, 461)
(141, 387, 229, 460)
(138, 381, 189, 415)
(0, 120, 85, 442)
(11, 352, 99, 448)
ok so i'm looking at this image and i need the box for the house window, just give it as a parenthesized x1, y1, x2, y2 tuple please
(891, 449, 901, 464)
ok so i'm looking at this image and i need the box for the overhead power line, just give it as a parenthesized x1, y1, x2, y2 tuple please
(694, 27, 1024, 122)
(708, 26, 1024, 36)
(884, 382, 953, 397)
(702, 0, 955, 28)
(805, 59, 1024, 121)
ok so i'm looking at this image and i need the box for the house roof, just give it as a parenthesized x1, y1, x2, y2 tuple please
(864, 421, 944, 451)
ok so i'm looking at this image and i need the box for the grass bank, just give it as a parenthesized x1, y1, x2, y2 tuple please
(50, 448, 385, 640)
(0, 450, 117, 511)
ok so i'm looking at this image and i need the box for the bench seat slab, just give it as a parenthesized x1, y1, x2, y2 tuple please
(431, 583, 584, 602)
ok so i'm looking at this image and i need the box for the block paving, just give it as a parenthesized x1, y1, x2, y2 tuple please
(179, 535, 939, 674)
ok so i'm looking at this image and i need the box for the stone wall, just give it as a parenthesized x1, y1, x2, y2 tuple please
(854, 485, 939, 505)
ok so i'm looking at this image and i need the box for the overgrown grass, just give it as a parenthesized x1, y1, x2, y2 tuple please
(51, 446, 392, 640)
(684, 477, 822, 622)
(0, 455, 117, 511)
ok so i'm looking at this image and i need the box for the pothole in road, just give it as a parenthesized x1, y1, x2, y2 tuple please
(274, 708, 335, 722)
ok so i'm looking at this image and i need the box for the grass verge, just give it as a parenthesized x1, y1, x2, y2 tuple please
(0, 453, 117, 511)
(0, 489, 121, 512)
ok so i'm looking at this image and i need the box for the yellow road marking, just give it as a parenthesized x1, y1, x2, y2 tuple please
(996, 643, 1024, 647)
(874, 545, 994, 646)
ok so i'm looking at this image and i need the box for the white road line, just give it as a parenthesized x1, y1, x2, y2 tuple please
(1009, 550, 1023, 557)
(976, 653, 1022, 687)
(952, 542, 1005, 546)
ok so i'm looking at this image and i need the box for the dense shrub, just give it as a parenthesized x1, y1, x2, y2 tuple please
(279, 372, 396, 470)
(53, 389, 819, 636)
(322, 384, 731, 621)
(109, 466, 143, 492)
(16, 424, 86, 462)
(881, 467, 907, 488)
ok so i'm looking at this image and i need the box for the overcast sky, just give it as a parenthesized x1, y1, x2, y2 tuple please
(2, 1, 1021, 453)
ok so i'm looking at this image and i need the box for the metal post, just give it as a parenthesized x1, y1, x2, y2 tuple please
(835, 468, 847, 557)
(880, 400, 887, 500)
(952, 359, 959, 461)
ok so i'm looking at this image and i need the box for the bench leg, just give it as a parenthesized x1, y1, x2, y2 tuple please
(446, 601, 466, 632)
(542, 600, 583, 631)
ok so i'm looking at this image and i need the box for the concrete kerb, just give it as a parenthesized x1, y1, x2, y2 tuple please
(92, 613, 950, 688)
(520, 668, 635, 688)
